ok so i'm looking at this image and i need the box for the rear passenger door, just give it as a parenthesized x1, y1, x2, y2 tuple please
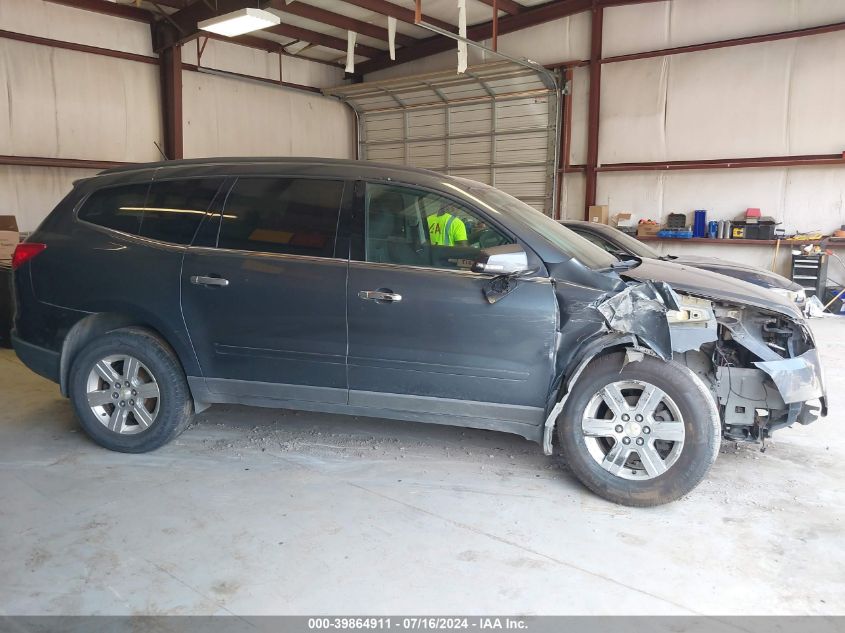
(181, 177, 352, 406)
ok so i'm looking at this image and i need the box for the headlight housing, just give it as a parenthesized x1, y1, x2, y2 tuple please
(770, 287, 806, 304)
(666, 295, 713, 323)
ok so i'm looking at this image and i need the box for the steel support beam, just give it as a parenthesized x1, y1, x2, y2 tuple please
(341, 0, 456, 33)
(596, 154, 845, 172)
(160, 45, 183, 160)
(602, 19, 845, 64)
(0, 28, 158, 64)
(269, 0, 416, 48)
(583, 4, 602, 217)
(475, 0, 524, 15)
(0, 155, 133, 170)
(45, 0, 152, 23)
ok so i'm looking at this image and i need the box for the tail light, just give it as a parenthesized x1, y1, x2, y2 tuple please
(11, 243, 46, 271)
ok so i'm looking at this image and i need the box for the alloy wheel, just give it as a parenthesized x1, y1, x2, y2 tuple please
(85, 354, 160, 434)
(581, 379, 686, 480)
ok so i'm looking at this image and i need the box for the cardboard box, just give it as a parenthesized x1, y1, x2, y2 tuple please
(614, 212, 636, 229)
(0, 216, 20, 264)
(588, 205, 609, 224)
(636, 223, 661, 238)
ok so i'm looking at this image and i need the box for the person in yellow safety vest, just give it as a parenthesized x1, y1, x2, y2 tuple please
(427, 206, 468, 246)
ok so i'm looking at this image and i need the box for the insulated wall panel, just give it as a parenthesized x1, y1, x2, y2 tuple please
(181, 39, 347, 89)
(603, 0, 845, 58)
(568, 66, 590, 167)
(182, 71, 354, 159)
(0, 39, 162, 162)
(0, 165, 97, 232)
(559, 172, 586, 221)
(182, 40, 281, 82)
(0, 0, 154, 56)
(599, 32, 845, 164)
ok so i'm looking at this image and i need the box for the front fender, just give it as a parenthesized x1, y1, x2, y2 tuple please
(541, 332, 643, 454)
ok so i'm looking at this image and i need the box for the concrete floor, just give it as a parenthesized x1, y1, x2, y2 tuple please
(1, 319, 844, 616)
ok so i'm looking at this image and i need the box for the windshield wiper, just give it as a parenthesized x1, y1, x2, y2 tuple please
(608, 258, 640, 271)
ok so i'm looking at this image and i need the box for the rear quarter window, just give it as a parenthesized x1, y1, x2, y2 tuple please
(77, 183, 150, 236)
(77, 179, 224, 245)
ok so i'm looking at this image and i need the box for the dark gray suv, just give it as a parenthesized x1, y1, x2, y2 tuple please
(11, 158, 826, 506)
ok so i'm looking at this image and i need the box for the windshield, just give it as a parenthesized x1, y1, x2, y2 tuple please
(601, 225, 661, 258)
(447, 179, 617, 270)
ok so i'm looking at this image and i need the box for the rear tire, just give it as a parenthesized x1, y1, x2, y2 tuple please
(68, 327, 193, 453)
(558, 352, 720, 506)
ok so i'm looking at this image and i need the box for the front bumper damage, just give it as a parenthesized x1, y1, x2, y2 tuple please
(542, 279, 826, 454)
(594, 282, 826, 443)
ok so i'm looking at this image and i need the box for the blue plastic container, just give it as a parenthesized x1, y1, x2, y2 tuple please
(693, 210, 707, 238)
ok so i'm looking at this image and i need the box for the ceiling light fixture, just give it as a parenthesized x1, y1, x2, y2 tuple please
(198, 8, 280, 37)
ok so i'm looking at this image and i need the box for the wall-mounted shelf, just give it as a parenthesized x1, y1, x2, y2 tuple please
(637, 237, 775, 245)
(636, 236, 845, 247)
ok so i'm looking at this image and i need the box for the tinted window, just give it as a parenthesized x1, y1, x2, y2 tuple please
(78, 183, 150, 235)
(78, 179, 224, 245)
(216, 178, 344, 257)
(138, 178, 224, 245)
(365, 183, 512, 270)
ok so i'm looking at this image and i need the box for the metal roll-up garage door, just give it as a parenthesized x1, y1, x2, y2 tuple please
(324, 61, 560, 216)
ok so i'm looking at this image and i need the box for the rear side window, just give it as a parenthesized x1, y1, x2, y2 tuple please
(139, 178, 224, 244)
(77, 179, 224, 245)
(216, 177, 344, 258)
(77, 183, 150, 236)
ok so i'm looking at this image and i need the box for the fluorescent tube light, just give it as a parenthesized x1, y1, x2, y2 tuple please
(198, 8, 280, 37)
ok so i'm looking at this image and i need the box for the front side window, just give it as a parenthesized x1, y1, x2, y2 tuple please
(449, 178, 618, 271)
(216, 178, 344, 258)
(365, 183, 512, 270)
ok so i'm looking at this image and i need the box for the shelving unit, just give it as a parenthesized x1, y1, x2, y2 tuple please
(636, 236, 845, 247)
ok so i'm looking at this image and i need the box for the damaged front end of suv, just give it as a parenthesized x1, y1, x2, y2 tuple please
(670, 298, 825, 442)
(545, 260, 827, 458)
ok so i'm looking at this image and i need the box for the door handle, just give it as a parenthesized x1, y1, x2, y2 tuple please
(190, 275, 229, 287)
(358, 290, 402, 302)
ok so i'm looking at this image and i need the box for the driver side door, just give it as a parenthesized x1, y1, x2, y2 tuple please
(345, 181, 558, 431)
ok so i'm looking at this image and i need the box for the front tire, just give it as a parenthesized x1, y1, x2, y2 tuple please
(558, 352, 720, 506)
(68, 327, 193, 453)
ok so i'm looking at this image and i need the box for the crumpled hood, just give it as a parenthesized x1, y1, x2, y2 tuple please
(622, 258, 804, 320)
(666, 255, 801, 291)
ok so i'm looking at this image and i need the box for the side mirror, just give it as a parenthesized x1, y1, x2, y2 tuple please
(472, 244, 529, 275)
